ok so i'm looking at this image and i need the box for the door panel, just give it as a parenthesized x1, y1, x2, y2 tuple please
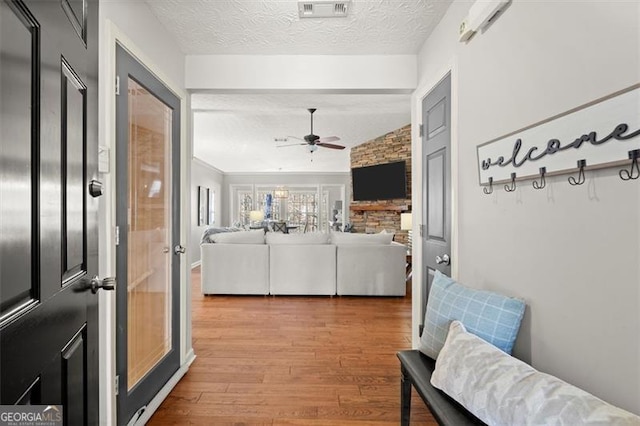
(421, 74, 451, 332)
(0, 0, 37, 317)
(116, 45, 181, 425)
(1, 0, 100, 424)
(427, 150, 445, 240)
(61, 327, 87, 425)
(62, 60, 87, 283)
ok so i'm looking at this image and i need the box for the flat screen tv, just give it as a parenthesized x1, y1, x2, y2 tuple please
(352, 160, 407, 201)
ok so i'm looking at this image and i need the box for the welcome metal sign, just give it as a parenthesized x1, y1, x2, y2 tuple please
(476, 84, 640, 186)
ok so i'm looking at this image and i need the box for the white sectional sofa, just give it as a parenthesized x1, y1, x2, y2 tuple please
(200, 229, 406, 296)
(336, 243, 406, 296)
(267, 232, 337, 295)
(200, 229, 269, 295)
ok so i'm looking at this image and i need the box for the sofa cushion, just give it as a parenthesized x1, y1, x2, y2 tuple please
(266, 232, 329, 245)
(419, 271, 525, 359)
(210, 229, 265, 244)
(431, 321, 640, 426)
(330, 231, 394, 245)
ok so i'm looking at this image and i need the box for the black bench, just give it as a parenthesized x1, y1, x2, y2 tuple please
(397, 350, 486, 426)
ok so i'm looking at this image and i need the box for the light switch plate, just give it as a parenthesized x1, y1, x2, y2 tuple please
(98, 146, 110, 173)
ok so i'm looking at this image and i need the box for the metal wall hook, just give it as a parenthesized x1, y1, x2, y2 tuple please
(619, 149, 640, 181)
(504, 173, 517, 192)
(483, 177, 494, 195)
(568, 160, 586, 186)
(532, 167, 546, 190)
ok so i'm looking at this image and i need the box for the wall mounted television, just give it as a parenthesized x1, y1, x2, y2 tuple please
(351, 160, 407, 201)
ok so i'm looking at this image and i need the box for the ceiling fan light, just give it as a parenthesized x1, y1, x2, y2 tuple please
(309, 145, 318, 153)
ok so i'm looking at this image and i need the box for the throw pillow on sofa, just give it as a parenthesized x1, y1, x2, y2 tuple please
(210, 229, 265, 244)
(200, 226, 240, 244)
(330, 230, 394, 245)
(419, 270, 525, 359)
(431, 321, 640, 426)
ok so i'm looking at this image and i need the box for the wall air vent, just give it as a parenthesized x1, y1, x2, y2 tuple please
(298, 0, 351, 18)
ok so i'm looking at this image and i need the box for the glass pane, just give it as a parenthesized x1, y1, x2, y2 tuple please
(237, 191, 252, 227)
(256, 190, 282, 221)
(286, 191, 318, 232)
(208, 190, 214, 225)
(319, 191, 329, 232)
(127, 78, 172, 390)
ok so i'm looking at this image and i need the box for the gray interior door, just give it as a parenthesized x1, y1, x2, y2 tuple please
(421, 74, 452, 331)
(0, 0, 101, 423)
(115, 44, 182, 425)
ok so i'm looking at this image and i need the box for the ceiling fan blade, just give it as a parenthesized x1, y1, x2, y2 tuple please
(316, 142, 346, 150)
(277, 143, 307, 148)
(318, 136, 340, 143)
(286, 135, 305, 141)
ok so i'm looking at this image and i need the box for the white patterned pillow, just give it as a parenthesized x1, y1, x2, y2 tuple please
(431, 321, 640, 426)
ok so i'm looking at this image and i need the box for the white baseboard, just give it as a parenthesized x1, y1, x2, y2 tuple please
(191, 260, 201, 269)
(129, 351, 196, 425)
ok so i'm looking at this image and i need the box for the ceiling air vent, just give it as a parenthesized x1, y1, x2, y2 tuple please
(298, 0, 351, 18)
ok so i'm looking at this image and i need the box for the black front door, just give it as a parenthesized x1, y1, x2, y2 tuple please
(1, 0, 101, 424)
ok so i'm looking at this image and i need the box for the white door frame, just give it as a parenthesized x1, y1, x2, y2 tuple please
(98, 20, 194, 425)
(410, 61, 460, 347)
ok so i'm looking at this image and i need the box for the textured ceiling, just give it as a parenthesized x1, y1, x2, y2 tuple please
(192, 93, 411, 173)
(145, 0, 451, 172)
(145, 0, 452, 55)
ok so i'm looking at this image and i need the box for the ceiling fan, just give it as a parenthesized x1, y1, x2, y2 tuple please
(278, 108, 346, 152)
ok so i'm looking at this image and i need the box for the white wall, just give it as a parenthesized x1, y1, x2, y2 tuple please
(191, 158, 224, 264)
(98, 2, 192, 424)
(412, 0, 640, 414)
(100, 0, 184, 86)
(186, 55, 416, 92)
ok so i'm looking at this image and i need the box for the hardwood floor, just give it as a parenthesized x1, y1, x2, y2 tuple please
(149, 267, 435, 425)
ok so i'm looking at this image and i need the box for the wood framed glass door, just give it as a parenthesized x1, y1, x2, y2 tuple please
(115, 44, 181, 425)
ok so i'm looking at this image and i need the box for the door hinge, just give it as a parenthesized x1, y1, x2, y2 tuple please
(115, 375, 119, 395)
(115, 226, 120, 246)
(420, 224, 425, 237)
(419, 124, 424, 137)
(115, 75, 120, 96)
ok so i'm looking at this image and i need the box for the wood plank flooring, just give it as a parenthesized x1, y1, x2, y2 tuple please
(149, 267, 435, 425)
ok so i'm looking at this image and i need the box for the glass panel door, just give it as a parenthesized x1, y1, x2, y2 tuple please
(116, 44, 181, 424)
(126, 78, 172, 390)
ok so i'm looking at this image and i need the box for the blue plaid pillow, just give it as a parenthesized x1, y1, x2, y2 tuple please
(419, 271, 525, 359)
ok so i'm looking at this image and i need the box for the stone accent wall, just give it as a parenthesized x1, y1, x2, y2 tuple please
(349, 124, 411, 245)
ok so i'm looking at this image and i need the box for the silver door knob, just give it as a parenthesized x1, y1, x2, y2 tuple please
(89, 276, 116, 294)
(174, 245, 186, 255)
(435, 254, 451, 265)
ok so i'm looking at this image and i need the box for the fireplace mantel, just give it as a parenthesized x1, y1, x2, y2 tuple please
(349, 204, 410, 212)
